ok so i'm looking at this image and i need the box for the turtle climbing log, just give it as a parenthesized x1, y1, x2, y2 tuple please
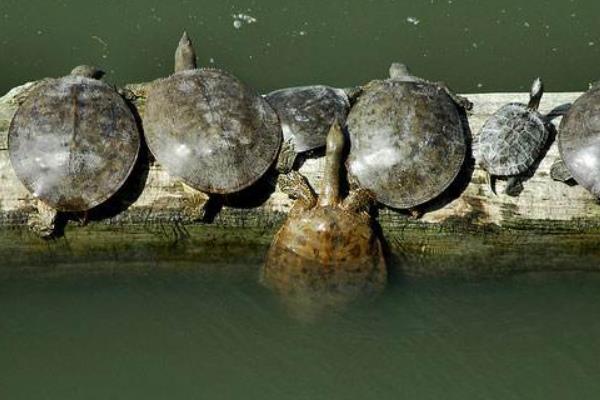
(262, 121, 386, 310)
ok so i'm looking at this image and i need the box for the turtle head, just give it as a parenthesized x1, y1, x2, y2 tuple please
(70, 65, 105, 79)
(175, 31, 198, 73)
(389, 63, 413, 80)
(318, 120, 345, 207)
(528, 78, 544, 110)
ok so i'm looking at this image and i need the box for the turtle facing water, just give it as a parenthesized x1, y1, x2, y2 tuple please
(265, 85, 350, 172)
(346, 63, 470, 213)
(144, 32, 281, 203)
(262, 121, 386, 314)
(8, 65, 141, 237)
(478, 78, 548, 196)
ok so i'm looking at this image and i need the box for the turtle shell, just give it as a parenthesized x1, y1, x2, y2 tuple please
(478, 103, 547, 176)
(559, 86, 600, 197)
(144, 68, 282, 194)
(262, 206, 386, 296)
(8, 75, 140, 212)
(265, 86, 350, 153)
(346, 80, 467, 209)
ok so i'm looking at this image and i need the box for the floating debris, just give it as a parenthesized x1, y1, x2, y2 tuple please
(232, 13, 257, 30)
(406, 16, 420, 26)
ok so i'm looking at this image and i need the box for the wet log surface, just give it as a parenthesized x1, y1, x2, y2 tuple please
(1, 81, 599, 277)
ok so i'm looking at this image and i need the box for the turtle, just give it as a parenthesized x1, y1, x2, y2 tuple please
(143, 32, 281, 217)
(8, 65, 141, 237)
(265, 85, 350, 173)
(556, 82, 600, 197)
(345, 63, 471, 214)
(261, 120, 387, 315)
(477, 78, 548, 196)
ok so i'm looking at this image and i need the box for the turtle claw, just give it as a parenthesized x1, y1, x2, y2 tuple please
(408, 209, 423, 220)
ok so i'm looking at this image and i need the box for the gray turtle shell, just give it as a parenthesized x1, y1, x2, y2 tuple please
(559, 85, 600, 196)
(265, 85, 350, 153)
(478, 103, 547, 176)
(8, 75, 140, 212)
(144, 68, 282, 194)
(346, 80, 467, 209)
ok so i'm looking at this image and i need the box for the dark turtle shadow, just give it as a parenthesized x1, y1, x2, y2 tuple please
(398, 107, 475, 216)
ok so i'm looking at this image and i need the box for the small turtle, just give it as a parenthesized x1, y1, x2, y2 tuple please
(144, 32, 281, 207)
(265, 85, 350, 172)
(262, 121, 386, 314)
(8, 65, 141, 237)
(346, 63, 470, 212)
(478, 78, 548, 196)
(557, 83, 600, 197)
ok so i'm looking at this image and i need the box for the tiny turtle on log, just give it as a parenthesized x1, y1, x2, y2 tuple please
(346, 63, 471, 214)
(144, 32, 282, 217)
(265, 85, 350, 173)
(8, 65, 141, 237)
(262, 121, 386, 315)
(478, 78, 548, 196)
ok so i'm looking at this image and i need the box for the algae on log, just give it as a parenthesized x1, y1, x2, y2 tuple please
(1, 81, 599, 277)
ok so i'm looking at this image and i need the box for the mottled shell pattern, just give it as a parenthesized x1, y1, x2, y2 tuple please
(559, 84, 600, 197)
(9, 71, 140, 212)
(478, 79, 547, 176)
(265, 85, 350, 153)
(346, 66, 467, 209)
(263, 122, 386, 298)
(144, 33, 282, 194)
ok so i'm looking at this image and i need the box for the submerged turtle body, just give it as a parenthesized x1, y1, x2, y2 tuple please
(478, 79, 547, 195)
(265, 85, 350, 154)
(8, 68, 140, 212)
(346, 63, 469, 210)
(263, 122, 386, 309)
(558, 84, 600, 197)
(144, 33, 281, 194)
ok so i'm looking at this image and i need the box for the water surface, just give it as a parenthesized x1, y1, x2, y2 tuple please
(1, 0, 600, 94)
(1, 264, 600, 399)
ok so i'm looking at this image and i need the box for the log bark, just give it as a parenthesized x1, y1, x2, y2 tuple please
(1, 81, 599, 277)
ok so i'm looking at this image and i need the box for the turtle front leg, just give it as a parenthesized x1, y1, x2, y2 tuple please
(278, 171, 317, 210)
(437, 81, 473, 112)
(27, 200, 58, 239)
(276, 138, 298, 174)
(342, 188, 375, 214)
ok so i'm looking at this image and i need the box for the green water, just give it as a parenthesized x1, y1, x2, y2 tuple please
(1, 0, 600, 95)
(2, 265, 600, 399)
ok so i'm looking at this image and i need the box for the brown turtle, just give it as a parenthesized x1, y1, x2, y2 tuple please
(144, 32, 281, 214)
(262, 121, 387, 315)
(8, 65, 141, 237)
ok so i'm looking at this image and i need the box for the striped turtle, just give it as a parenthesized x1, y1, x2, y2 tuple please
(346, 63, 470, 214)
(265, 85, 350, 172)
(478, 78, 548, 196)
(8, 65, 140, 237)
(144, 32, 281, 213)
(262, 121, 386, 315)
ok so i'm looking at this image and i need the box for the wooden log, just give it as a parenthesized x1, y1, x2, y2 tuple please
(1, 81, 599, 277)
